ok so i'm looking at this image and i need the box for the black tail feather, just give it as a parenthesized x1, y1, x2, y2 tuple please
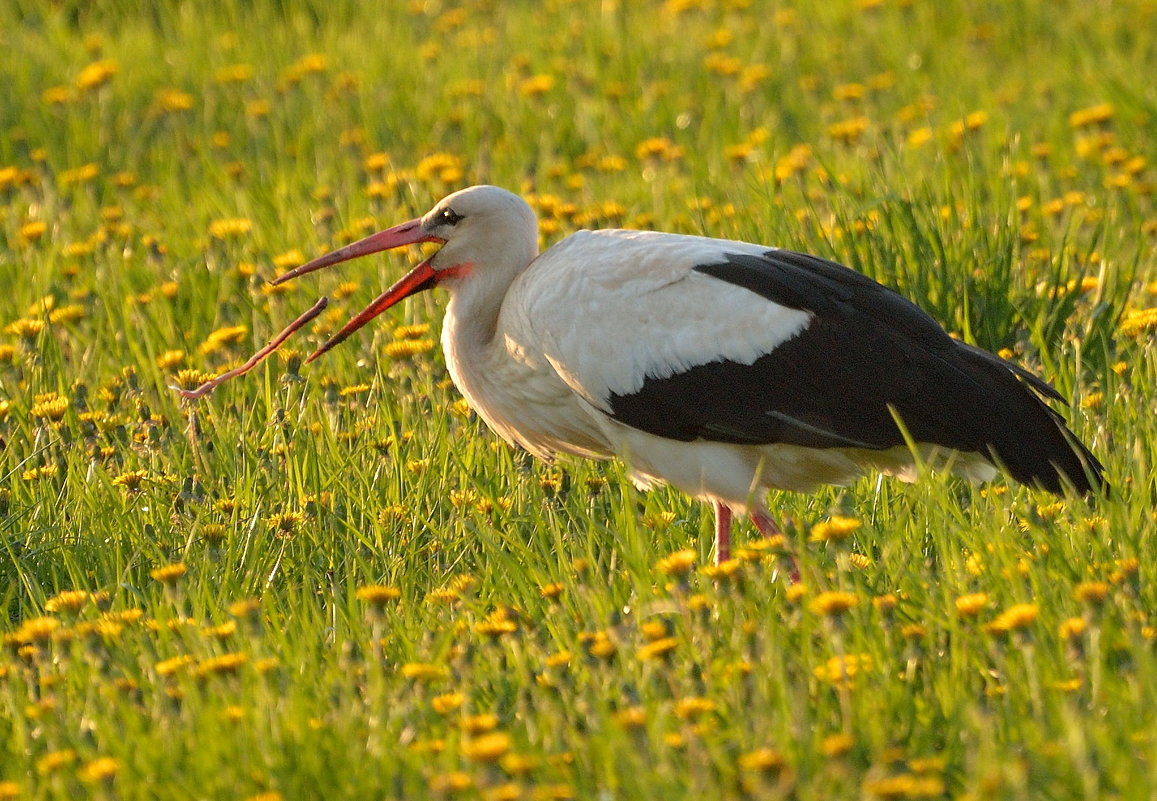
(957, 345, 1107, 496)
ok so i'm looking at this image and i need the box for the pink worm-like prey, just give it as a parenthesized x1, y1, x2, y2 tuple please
(173, 296, 329, 399)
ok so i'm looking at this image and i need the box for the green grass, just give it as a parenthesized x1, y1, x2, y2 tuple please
(2, 0, 1156, 798)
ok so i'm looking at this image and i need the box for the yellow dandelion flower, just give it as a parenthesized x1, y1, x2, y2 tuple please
(545, 650, 571, 670)
(703, 52, 742, 76)
(483, 783, 521, 801)
(809, 515, 862, 543)
(808, 591, 859, 617)
(475, 609, 518, 638)
(203, 621, 237, 640)
(266, 511, 305, 537)
(833, 82, 866, 101)
(45, 590, 89, 615)
(460, 713, 499, 734)
(30, 392, 69, 421)
(213, 63, 253, 84)
(813, 653, 873, 684)
(430, 773, 472, 793)
(416, 152, 464, 183)
(292, 52, 328, 75)
(19, 221, 47, 244)
(155, 654, 197, 677)
(636, 636, 679, 661)
(401, 662, 449, 682)
(78, 757, 120, 784)
(150, 562, 187, 584)
(954, 592, 989, 617)
(112, 469, 150, 492)
(242, 793, 282, 801)
(738, 64, 771, 92)
(463, 731, 512, 763)
(702, 559, 743, 581)
(582, 630, 617, 659)
(785, 584, 808, 603)
(426, 588, 460, 605)
(864, 773, 945, 799)
(1120, 307, 1157, 337)
(901, 623, 928, 641)
(383, 338, 436, 360)
(613, 705, 647, 729)
(196, 652, 247, 677)
(1059, 616, 1086, 640)
(409, 738, 444, 755)
(1069, 103, 1114, 128)
(635, 137, 685, 161)
(390, 323, 430, 340)
(1110, 557, 1140, 585)
(964, 109, 989, 129)
(155, 88, 194, 112)
(155, 349, 187, 370)
(673, 697, 716, 719)
(640, 620, 671, 641)
(641, 511, 677, 530)
(1073, 580, 1110, 605)
(820, 732, 855, 757)
(1080, 392, 1104, 410)
(8, 317, 47, 339)
(58, 164, 101, 188)
(272, 249, 306, 270)
(827, 116, 869, 145)
(338, 382, 371, 398)
(22, 465, 59, 482)
(656, 549, 696, 576)
(208, 218, 253, 240)
(356, 584, 401, 606)
(42, 85, 71, 104)
(985, 603, 1038, 635)
(738, 747, 787, 773)
(46, 304, 84, 324)
(538, 582, 565, 600)
(75, 59, 118, 90)
(16, 616, 60, 643)
(36, 749, 76, 774)
(431, 692, 464, 715)
(172, 368, 212, 390)
(200, 324, 248, 355)
(518, 74, 556, 97)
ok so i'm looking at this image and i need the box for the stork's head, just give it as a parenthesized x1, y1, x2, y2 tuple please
(272, 185, 538, 362)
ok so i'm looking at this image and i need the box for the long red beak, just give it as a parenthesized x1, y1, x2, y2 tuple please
(270, 219, 445, 363)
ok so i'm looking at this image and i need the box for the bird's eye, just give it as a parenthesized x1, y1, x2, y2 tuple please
(438, 207, 464, 226)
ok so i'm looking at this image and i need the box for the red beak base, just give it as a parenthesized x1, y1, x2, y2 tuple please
(305, 260, 436, 363)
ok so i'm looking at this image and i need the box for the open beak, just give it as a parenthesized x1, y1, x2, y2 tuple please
(270, 219, 445, 363)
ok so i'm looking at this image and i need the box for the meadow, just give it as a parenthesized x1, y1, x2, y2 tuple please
(1, 0, 1156, 797)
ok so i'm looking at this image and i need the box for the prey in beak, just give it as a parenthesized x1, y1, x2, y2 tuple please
(171, 217, 445, 400)
(271, 219, 446, 363)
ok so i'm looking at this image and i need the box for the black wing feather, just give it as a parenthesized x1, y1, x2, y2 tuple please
(607, 249, 1105, 495)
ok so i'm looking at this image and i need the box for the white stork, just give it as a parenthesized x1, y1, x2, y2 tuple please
(272, 185, 1106, 564)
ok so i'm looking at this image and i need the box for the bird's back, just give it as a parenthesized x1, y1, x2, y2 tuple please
(512, 233, 1105, 496)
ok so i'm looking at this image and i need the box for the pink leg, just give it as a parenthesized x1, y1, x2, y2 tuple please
(750, 509, 782, 537)
(713, 500, 732, 565)
(750, 509, 798, 583)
